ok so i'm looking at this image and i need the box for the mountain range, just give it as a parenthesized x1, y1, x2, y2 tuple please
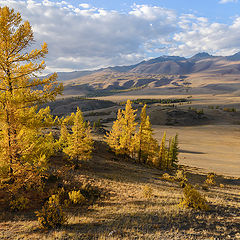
(54, 52, 240, 81)
(51, 52, 240, 97)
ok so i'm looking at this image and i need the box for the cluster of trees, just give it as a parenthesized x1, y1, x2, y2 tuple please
(0, 6, 92, 181)
(105, 100, 179, 169)
(120, 98, 188, 105)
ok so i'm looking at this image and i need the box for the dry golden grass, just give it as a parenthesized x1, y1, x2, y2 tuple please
(0, 140, 239, 240)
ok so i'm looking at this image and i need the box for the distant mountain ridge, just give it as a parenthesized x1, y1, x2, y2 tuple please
(53, 51, 240, 82)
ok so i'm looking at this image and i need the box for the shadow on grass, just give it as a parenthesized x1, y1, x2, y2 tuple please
(52, 203, 239, 239)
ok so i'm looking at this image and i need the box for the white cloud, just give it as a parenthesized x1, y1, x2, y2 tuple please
(0, 1, 178, 72)
(79, 3, 90, 9)
(170, 15, 240, 57)
(219, 0, 238, 4)
(1, 0, 240, 73)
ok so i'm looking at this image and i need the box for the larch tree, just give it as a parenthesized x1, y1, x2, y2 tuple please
(61, 108, 93, 166)
(105, 100, 137, 158)
(168, 134, 179, 168)
(0, 7, 62, 177)
(153, 131, 167, 169)
(135, 104, 158, 164)
(120, 100, 137, 157)
(105, 109, 125, 155)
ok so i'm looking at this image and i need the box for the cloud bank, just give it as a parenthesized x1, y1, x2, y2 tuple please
(219, 0, 238, 4)
(0, 0, 240, 72)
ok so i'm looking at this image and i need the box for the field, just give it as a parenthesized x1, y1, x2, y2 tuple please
(153, 125, 240, 177)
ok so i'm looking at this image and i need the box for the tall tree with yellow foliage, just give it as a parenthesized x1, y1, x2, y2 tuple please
(134, 104, 158, 164)
(0, 7, 62, 176)
(105, 100, 137, 157)
(60, 108, 93, 166)
(105, 109, 125, 155)
(153, 132, 167, 169)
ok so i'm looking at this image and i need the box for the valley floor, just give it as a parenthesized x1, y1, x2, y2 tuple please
(153, 125, 240, 177)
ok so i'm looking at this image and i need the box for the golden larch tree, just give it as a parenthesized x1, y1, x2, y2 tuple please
(105, 100, 137, 157)
(134, 104, 158, 164)
(0, 6, 62, 176)
(105, 109, 125, 155)
(61, 108, 93, 166)
(153, 131, 167, 169)
(167, 134, 179, 168)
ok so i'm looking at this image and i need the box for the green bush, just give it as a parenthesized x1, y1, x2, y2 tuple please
(174, 170, 187, 182)
(35, 194, 67, 229)
(179, 184, 210, 211)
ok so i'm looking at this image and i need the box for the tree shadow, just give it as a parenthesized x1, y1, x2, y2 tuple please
(47, 203, 239, 239)
(180, 149, 205, 154)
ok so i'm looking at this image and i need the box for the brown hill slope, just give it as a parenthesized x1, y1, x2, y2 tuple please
(1, 140, 239, 239)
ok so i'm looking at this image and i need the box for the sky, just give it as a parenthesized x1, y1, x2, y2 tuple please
(1, 0, 240, 73)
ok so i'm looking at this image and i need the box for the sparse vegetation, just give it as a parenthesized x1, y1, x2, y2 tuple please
(120, 98, 188, 105)
(179, 184, 210, 211)
(205, 173, 216, 186)
(68, 190, 86, 205)
(10, 196, 30, 211)
(223, 107, 236, 112)
(35, 194, 67, 229)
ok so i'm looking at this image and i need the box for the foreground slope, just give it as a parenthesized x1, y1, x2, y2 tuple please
(1, 139, 239, 240)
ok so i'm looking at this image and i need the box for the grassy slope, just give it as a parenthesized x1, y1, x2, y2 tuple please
(0, 140, 239, 240)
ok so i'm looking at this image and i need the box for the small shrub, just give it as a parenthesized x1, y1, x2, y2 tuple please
(223, 107, 236, 112)
(35, 194, 67, 229)
(174, 170, 187, 182)
(174, 170, 188, 187)
(68, 190, 85, 205)
(143, 185, 153, 199)
(56, 188, 71, 207)
(179, 184, 210, 211)
(197, 109, 204, 114)
(201, 184, 209, 191)
(80, 183, 101, 203)
(162, 173, 174, 182)
(205, 173, 216, 186)
(10, 196, 29, 211)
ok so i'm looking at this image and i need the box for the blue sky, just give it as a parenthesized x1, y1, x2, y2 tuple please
(57, 0, 240, 22)
(1, 0, 240, 72)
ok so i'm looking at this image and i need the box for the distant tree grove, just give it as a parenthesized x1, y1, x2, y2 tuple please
(105, 100, 179, 170)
